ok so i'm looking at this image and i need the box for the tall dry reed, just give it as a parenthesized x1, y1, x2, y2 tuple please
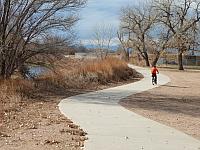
(36, 57, 137, 90)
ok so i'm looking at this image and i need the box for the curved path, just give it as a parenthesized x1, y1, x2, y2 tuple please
(59, 65, 200, 150)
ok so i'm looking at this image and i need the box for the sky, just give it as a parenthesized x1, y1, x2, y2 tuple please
(75, 0, 139, 46)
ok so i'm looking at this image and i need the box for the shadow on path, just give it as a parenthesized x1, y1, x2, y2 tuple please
(161, 85, 189, 88)
(121, 92, 200, 118)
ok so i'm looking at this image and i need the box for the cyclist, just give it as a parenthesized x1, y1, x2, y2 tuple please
(151, 65, 159, 85)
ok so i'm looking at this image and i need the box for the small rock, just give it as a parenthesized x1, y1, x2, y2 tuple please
(125, 136, 129, 140)
(0, 132, 10, 137)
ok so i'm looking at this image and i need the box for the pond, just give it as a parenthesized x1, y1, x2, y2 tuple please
(28, 66, 49, 78)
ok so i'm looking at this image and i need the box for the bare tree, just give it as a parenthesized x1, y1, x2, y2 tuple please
(18, 34, 76, 78)
(117, 28, 131, 61)
(120, 3, 158, 66)
(146, 23, 172, 66)
(153, 0, 200, 70)
(91, 24, 115, 59)
(0, 0, 86, 79)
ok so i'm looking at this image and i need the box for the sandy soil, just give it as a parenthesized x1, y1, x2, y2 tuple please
(120, 69, 200, 140)
(0, 93, 87, 150)
(0, 58, 142, 150)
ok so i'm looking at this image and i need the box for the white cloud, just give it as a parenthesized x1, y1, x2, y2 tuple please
(80, 37, 121, 47)
(75, 0, 139, 40)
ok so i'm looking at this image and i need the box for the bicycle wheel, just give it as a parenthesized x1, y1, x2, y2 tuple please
(152, 77, 155, 85)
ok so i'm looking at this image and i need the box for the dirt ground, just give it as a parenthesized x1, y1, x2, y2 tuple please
(120, 69, 200, 140)
(0, 92, 88, 150)
(0, 58, 141, 150)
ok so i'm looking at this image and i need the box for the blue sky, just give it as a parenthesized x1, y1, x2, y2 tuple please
(75, 0, 138, 45)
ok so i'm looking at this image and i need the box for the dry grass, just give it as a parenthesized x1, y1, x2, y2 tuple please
(130, 56, 147, 67)
(0, 58, 139, 124)
(35, 57, 139, 91)
(79, 57, 136, 83)
(0, 79, 34, 129)
(0, 57, 141, 149)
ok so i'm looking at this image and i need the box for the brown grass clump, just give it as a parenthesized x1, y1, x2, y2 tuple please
(35, 57, 139, 92)
(0, 57, 140, 103)
(79, 57, 136, 83)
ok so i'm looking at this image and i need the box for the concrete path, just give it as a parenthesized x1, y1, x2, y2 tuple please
(59, 65, 200, 150)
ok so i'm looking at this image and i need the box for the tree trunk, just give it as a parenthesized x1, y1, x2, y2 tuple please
(178, 51, 184, 70)
(1, 60, 6, 79)
(142, 40, 150, 67)
(123, 50, 129, 62)
(126, 52, 130, 61)
(0, 59, 15, 79)
(137, 47, 150, 67)
(152, 53, 160, 66)
(144, 52, 150, 67)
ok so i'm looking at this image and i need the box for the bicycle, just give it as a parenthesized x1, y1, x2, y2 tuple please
(152, 75, 157, 85)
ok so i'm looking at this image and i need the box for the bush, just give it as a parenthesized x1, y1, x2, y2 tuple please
(35, 57, 139, 91)
(79, 57, 135, 83)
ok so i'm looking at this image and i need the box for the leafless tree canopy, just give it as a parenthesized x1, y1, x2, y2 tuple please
(117, 29, 131, 61)
(0, 0, 86, 78)
(120, 3, 158, 66)
(91, 24, 115, 59)
(120, 0, 200, 69)
(154, 0, 200, 69)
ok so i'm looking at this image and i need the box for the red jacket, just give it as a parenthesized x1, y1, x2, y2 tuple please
(151, 67, 159, 74)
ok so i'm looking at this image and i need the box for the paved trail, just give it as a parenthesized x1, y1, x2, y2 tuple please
(59, 65, 200, 150)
